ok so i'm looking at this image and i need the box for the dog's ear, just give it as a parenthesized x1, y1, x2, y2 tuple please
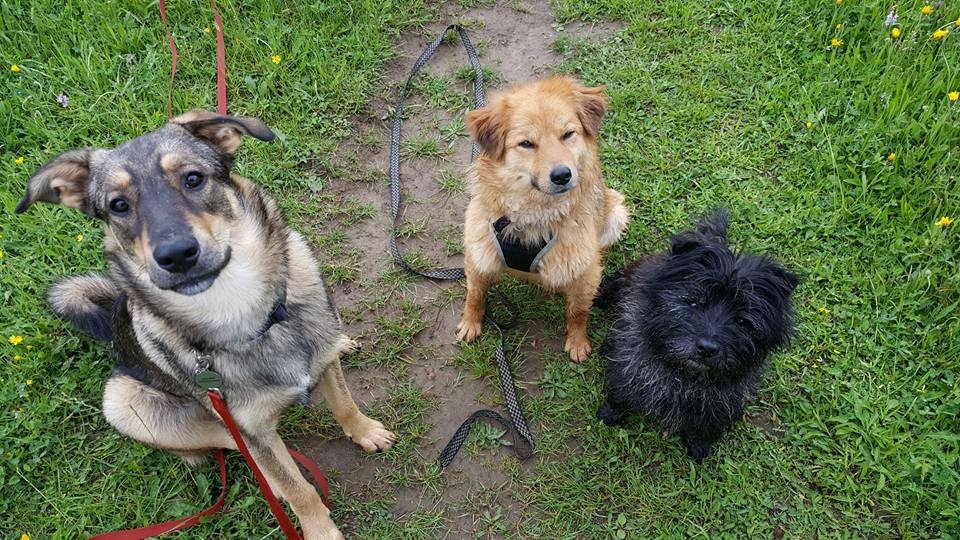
(696, 209, 730, 245)
(466, 103, 508, 160)
(172, 109, 275, 157)
(669, 232, 702, 256)
(771, 265, 799, 295)
(16, 148, 97, 216)
(574, 82, 607, 138)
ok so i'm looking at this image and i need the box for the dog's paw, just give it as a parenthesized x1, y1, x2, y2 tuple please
(344, 415, 396, 452)
(564, 335, 592, 363)
(337, 334, 360, 355)
(456, 318, 483, 342)
(596, 401, 625, 426)
(683, 439, 712, 463)
(304, 526, 344, 540)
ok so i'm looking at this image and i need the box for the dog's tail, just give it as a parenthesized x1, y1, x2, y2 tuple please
(47, 274, 119, 342)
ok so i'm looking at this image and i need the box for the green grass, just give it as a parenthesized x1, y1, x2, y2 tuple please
(2, 0, 959, 538)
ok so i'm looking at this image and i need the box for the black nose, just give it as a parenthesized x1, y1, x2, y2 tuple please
(549, 166, 572, 185)
(696, 338, 720, 357)
(153, 237, 200, 273)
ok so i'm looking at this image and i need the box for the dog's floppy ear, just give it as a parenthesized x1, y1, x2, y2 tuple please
(574, 82, 607, 138)
(466, 103, 507, 160)
(16, 148, 96, 216)
(172, 109, 275, 157)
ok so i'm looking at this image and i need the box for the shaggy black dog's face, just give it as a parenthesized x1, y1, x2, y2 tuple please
(644, 217, 798, 380)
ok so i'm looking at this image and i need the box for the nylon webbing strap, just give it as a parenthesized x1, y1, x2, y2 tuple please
(387, 24, 534, 467)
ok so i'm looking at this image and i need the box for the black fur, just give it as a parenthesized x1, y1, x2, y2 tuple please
(596, 210, 798, 461)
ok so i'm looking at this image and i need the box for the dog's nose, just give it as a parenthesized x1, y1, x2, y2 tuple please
(549, 166, 572, 185)
(154, 237, 201, 273)
(696, 338, 720, 357)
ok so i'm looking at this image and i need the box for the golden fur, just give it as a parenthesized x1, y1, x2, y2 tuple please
(457, 77, 629, 362)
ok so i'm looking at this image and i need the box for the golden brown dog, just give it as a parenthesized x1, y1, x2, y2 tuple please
(456, 77, 629, 362)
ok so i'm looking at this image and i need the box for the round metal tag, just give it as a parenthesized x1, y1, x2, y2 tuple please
(194, 370, 224, 389)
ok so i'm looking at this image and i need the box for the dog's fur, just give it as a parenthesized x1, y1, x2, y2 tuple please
(17, 110, 395, 539)
(457, 77, 629, 362)
(595, 211, 797, 461)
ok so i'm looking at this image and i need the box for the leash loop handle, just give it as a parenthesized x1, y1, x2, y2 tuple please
(159, 0, 228, 117)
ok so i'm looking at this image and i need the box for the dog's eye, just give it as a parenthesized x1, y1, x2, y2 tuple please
(183, 171, 206, 190)
(518, 140, 535, 149)
(109, 197, 130, 215)
(562, 130, 576, 140)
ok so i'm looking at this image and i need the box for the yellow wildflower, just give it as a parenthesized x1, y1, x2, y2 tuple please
(891, 27, 902, 39)
(271, 55, 281, 65)
(836, 23, 843, 30)
(956, 17, 960, 27)
(887, 152, 896, 161)
(26, 345, 32, 350)
(831, 38, 844, 47)
(811, 363, 819, 369)
(937, 216, 954, 228)
(922, 5, 933, 15)
(75, 234, 84, 242)
(933, 29, 949, 40)
(9, 335, 23, 346)
(805, 121, 813, 128)
(0, 249, 4, 259)
(14, 354, 22, 361)
(26, 379, 32, 386)
(21, 535, 30, 540)
(10, 64, 21, 73)
(949, 91, 959, 101)
(835, 0, 842, 4)
(15, 156, 24, 165)
(818, 307, 831, 315)
(204, 26, 211, 33)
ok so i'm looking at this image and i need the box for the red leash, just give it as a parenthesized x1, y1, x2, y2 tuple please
(157, 0, 227, 117)
(92, 4, 331, 539)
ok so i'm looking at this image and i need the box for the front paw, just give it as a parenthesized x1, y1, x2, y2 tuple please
(343, 415, 396, 452)
(564, 335, 592, 363)
(682, 438, 713, 463)
(596, 400, 626, 426)
(456, 318, 483, 342)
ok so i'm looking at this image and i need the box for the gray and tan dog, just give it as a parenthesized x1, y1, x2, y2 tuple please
(17, 110, 394, 539)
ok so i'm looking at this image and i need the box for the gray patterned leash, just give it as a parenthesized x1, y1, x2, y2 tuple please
(387, 24, 534, 467)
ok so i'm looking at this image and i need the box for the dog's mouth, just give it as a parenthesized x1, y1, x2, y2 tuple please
(529, 176, 577, 196)
(161, 249, 232, 296)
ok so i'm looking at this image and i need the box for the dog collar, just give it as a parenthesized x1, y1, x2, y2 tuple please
(490, 216, 557, 274)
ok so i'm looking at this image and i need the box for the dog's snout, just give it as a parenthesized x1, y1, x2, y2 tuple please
(696, 337, 720, 357)
(154, 237, 201, 273)
(549, 166, 572, 185)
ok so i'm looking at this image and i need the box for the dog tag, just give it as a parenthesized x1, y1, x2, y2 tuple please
(194, 369, 224, 390)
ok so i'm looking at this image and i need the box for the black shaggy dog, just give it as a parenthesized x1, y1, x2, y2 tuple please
(595, 210, 798, 461)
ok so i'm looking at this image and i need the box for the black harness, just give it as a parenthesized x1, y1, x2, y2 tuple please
(490, 217, 557, 274)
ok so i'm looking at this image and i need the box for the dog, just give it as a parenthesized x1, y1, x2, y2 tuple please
(16, 110, 395, 539)
(595, 210, 797, 461)
(456, 77, 629, 362)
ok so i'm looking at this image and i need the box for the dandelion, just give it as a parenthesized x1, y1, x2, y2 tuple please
(805, 121, 813, 128)
(75, 234, 84, 242)
(26, 379, 32, 386)
(891, 27, 902, 39)
(10, 64, 20, 72)
(831, 38, 844, 47)
(937, 216, 954, 227)
(885, 8, 899, 27)
(271, 55, 281, 65)
(949, 91, 959, 101)
(835, 0, 842, 5)
(21, 534, 30, 540)
(818, 306, 831, 315)
(887, 152, 896, 161)
(9, 335, 23, 346)
(15, 156, 24, 165)
(922, 5, 932, 15)
(933, 29, 949, 40)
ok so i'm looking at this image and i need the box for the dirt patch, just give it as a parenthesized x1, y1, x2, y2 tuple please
(293, 0, 625, 534)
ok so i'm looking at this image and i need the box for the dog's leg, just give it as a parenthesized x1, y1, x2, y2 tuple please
(680, 429, 723, 463)
(248, 432, 344, 540)
(596, 399, 628, 426)
(456, 259, 496, 342)
(314, 352, 395, 452)
(562, 264, 602, 362)
(599, 188, 629, 249)
(102, 374, 237, 458)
